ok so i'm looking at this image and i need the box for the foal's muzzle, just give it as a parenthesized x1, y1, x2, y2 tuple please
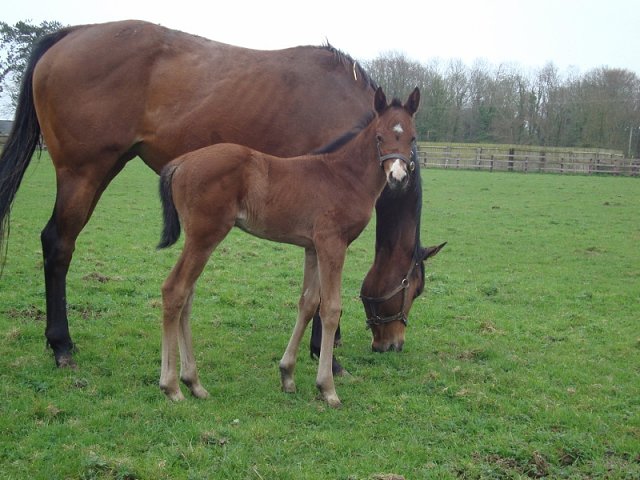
(380, 153, 414, 188)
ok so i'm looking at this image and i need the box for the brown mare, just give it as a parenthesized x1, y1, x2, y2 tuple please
(0, 20, 439, 369)
(157, 87, 420, 407)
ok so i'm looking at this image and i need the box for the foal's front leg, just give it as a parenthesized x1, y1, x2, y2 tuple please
(314, 245, 347, 408)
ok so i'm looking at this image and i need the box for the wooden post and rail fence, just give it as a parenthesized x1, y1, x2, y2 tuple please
(417, 144, 640, 176)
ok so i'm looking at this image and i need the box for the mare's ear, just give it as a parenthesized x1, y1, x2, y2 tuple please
(374, 87, 388, 114)
(420, 242, 446, 261)
(405, 87, 420, 115)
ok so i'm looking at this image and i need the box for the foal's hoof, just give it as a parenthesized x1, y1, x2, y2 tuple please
(281, 378, 297, 394)
(160, 386, 185, 402)
(322, 392, 342, 409)
(316, 385, 342, 408)
(279, 365, 296, 393)
(190, 385, 210, 399)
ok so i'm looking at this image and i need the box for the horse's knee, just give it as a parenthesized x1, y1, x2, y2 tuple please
(319, 303, 341, 330)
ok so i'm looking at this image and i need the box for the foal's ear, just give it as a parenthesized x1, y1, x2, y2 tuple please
(420, 242, 446, 261)
(374, 87, 388, 114)
(405, 87, 421, 115)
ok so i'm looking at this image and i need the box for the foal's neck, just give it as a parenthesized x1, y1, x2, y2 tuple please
(323, 123, 383, 193)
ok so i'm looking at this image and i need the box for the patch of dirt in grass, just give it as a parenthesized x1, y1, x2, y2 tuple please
(481, 451, 550, 478)
(82, 272, 111, 283)
(5, 305, 45, 322)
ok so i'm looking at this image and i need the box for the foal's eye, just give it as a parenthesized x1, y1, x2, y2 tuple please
(376, 134, 383, 143)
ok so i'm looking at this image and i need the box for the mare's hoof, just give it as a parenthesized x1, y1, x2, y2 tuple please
(55, 352, 77, 369)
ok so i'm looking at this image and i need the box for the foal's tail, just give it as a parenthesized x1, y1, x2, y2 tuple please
(157, 164, 181, 249)
(0, 28, 74, 269)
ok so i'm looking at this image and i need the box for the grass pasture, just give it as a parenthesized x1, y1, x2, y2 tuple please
(0, 155, 638, 479)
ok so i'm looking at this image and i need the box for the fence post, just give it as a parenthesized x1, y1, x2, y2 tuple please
(508, 148, 515, 172)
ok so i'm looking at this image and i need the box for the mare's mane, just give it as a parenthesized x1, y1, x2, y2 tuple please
(320, 43, 379, 92)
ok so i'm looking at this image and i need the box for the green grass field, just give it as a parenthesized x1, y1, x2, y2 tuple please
(0, 155, 638, 479)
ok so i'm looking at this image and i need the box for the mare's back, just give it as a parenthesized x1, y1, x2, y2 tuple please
(33, 20, 376, 164)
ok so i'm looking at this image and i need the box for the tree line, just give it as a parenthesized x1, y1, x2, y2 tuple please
(2, 21, 640, 157)
(364, 52, 640, 157)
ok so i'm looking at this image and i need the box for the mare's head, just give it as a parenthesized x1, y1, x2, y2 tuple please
(374, 87, 420, 192)
(365, 242, 447, 352)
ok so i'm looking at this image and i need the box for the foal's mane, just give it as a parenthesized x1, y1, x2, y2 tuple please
(311, 97, 406, 156)
(311, 111, 376, 155)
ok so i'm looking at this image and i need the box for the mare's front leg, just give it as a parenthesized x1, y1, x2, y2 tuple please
(279, 249, 320, 394)
(315, 244, 347, 408)
(310, 311, 345, 375)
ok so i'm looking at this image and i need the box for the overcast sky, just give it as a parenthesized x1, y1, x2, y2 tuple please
(3, 0, 640, 76)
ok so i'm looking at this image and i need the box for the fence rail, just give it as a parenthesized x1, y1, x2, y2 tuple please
(418, 144, 640, 176)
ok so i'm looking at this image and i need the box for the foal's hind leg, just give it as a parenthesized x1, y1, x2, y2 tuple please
(177, 289, 209, 398)
(160, 240, 218, 401)
(279, 249, 320, 394)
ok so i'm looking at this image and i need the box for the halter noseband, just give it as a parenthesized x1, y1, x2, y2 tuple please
(360, 259, 420, 328)
(377, 140, 416, 172)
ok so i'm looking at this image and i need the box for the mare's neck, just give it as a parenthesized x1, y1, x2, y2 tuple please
(373, 179, 420, 266)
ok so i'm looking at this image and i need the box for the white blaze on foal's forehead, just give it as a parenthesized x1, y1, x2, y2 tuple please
(393, 123, 404, 134)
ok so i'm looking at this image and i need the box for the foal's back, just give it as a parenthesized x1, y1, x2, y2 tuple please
(167, 142, 378, 248)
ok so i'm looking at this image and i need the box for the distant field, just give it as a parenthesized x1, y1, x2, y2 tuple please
(0, 156, 638, 479)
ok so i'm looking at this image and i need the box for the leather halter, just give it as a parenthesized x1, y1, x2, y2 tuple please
(360, 259, 420, 328)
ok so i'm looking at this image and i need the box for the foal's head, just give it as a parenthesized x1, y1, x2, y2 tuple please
(374, 86, 420, 191)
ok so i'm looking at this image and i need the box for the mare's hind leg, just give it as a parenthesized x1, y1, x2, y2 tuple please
(177, 289, 209, 398)
(41, 163, 126, 367)
(279, 249, 320, 394)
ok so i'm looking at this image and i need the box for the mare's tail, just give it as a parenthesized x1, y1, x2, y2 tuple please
(0, 27, 74, 269)
(157, 164, 181, 249)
